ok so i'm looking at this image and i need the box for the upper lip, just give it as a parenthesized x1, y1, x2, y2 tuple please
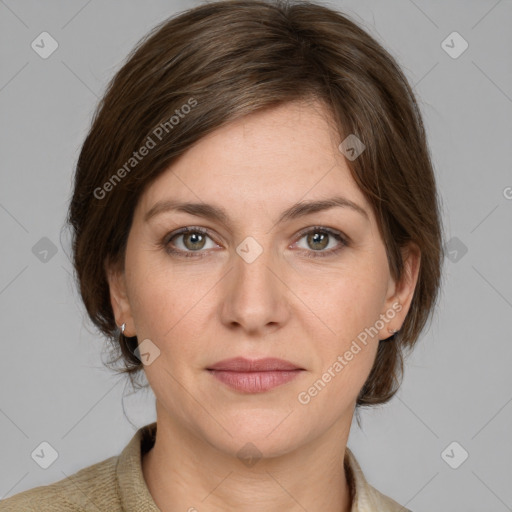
(207, 357, 303, 372)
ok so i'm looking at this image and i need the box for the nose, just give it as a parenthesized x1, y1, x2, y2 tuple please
(219, 239, 290, 335)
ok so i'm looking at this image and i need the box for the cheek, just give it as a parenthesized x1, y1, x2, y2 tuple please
(296, 278, 381, 412)
(125, 254, 215, 357)
(298, 267, 386, 343)
(293, 267, 385, 397)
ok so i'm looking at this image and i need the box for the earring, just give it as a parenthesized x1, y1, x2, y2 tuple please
(388, 328, 399, 335)
(119, 322, 126, 334)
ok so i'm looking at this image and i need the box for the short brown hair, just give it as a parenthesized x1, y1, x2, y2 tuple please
(67, 0, 445, 407)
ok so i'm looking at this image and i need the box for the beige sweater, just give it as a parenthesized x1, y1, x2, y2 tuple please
(0, 422, 411, 511)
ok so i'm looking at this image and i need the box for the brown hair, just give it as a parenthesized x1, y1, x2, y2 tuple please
(67, 0, 445, 407)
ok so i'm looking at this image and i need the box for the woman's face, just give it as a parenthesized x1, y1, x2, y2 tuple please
(108, 99, 419, 458)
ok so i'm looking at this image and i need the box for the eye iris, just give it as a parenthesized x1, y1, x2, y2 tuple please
(183, 232, 206, 250)
(307, 231, 328, 250)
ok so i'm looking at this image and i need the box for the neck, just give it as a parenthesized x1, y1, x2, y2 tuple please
(141, 412, 353, 512)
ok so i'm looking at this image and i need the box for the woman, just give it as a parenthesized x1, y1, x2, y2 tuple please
(1, 0, 444, 510)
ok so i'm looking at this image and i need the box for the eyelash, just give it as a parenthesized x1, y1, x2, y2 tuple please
(161, 226, 349, 260)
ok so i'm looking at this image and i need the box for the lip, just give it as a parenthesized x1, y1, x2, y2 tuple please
(207, 357, 305, 393)
(207, 357, 303, 372)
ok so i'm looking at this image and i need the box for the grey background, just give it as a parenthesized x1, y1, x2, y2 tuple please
(1, 0, 511, 510)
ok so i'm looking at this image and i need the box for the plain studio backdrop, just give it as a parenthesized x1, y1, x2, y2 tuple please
(0, 1, 511, 511)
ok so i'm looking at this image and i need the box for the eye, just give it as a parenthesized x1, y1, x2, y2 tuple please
(163, 227, 218, 258)
(161, 225, 349, 259)
(293, 226, 348, 258)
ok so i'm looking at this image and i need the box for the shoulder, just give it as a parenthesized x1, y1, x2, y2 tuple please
(0, 454, 120, 511)
(366, 485, 413, 512)
(344, 447, 413, 512)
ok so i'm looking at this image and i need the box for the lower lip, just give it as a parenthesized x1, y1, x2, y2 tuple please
(207, 370, 303, 393)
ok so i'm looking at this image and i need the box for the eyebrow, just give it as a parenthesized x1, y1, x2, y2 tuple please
(144, 195, 369, 227)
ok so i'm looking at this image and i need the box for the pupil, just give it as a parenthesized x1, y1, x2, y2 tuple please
(309, 232, 327, 250)
(186, 232, 204, 250)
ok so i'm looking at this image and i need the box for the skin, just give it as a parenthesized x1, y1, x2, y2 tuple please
(107, 99, 420, 512)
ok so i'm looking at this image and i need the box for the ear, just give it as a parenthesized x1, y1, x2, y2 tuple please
(105, 258, 136, 337)
(378, 242, 421, 340)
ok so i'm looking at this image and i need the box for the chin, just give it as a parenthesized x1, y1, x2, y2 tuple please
(197, 409, 309, 461)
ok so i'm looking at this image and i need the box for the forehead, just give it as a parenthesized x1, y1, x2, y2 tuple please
(137, 100, 370, 221)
